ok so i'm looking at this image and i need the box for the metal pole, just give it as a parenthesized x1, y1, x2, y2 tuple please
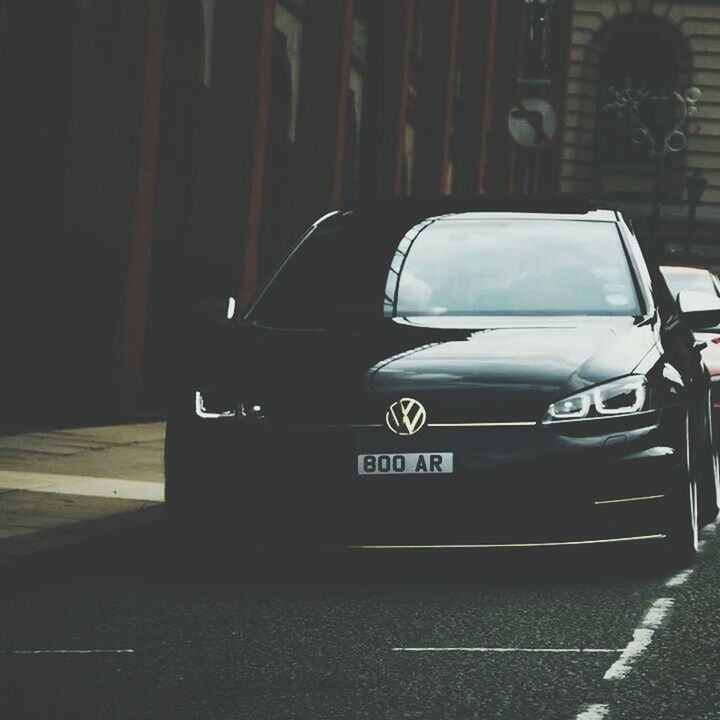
(652, 152, 665, 258)
(519, 0, 554, 196)
(686, 203, 697, 261)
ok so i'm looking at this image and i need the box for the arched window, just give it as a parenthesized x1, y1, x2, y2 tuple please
(596, 15, 690, 168)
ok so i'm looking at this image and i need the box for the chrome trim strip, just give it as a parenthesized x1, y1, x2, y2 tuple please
(594, 494, 665, 505)
(349, 534, 666, 550)
(542, 409, 658, 426)
(312, 210, 344, 226)
(271, 421, 534, 429)
(244, 210, 343, 319)
(195, 391, 235, 419)
(270, 424, 384, 429)
(272, 412, 663, 430)
(428, 421, 536, 428)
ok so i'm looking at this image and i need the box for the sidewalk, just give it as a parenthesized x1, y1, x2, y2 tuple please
(0, 423, 165, 565)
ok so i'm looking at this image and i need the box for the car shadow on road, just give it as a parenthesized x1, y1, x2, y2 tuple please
(0, 513, 681, 594)
(149, 520, 677, 593)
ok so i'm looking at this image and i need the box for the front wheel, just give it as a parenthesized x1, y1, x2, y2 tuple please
(664, 413, 699, 567)
(664, 474, 699, 567)
(699, 391, 720, 526)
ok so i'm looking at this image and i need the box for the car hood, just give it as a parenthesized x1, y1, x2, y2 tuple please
(365, 317, 655, 418)
(231, 316, 658, 423)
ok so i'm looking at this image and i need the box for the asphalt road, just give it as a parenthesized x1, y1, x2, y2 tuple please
(1, 519, 720, 720)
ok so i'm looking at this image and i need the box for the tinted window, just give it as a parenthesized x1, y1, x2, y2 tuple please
(248, 221, 382, 328)
(250, 215, 641, 328)
(387, 219, 640, 317)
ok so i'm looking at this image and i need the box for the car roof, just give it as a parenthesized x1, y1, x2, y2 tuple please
(420, 211, 617, 222)
(660, 265, 713, 275)
(346, 194, 619, 224)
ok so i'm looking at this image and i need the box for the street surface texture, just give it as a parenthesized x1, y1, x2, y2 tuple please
(1, 519, 720, 719)
(0, 424, 163, 562)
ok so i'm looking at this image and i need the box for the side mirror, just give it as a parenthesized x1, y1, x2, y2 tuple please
(677, 290, 720, 330)
(193, 296, 238, 324)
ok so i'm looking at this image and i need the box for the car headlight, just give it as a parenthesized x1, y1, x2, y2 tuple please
(195, 390, 235, 418)
(543, 375, 647, 423)
(195, 391, 265, 420)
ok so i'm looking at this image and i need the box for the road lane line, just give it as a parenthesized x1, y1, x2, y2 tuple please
(665, 568, 694, 587)
(603, 598, 674, 680)
(0, 649, 134, 655)
(574, 703, 610, 720)
(642, 597, 674, 628)
(392, 647, 621, 653)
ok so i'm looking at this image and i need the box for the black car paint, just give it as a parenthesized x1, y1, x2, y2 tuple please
(166, 198, 716, 548)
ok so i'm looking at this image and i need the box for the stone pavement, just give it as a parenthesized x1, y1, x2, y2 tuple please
(0, 423, 165, 564)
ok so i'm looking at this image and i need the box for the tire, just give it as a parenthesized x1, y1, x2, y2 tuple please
(699, 391, 720, 526)
(664, 412, 699, 567)
(665, 474, 699, 567)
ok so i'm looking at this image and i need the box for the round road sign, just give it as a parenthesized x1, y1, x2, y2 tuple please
(508, 98, 558, 148)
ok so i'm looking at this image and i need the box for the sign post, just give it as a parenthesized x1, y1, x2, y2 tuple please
(515, 0, 557, 194)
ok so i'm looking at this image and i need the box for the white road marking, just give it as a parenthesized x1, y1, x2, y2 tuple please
(0, 649, 134, 655)
(665, 568, 694, 587)
(392, 647, 621, 653)
(603, 598, 674, 680)
(0, 470, 163, 502)
(574, 703, 610, 720)
(641, 597, 674, 628)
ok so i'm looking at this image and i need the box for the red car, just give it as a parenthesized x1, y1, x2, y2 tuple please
(661, 265, 720, 417)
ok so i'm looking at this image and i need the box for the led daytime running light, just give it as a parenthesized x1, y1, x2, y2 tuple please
(544, 376, 647, 422)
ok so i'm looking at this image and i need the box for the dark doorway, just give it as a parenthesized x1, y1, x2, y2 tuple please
(142, 0, 205, 411)
(0, 1, 79, 431)
(259, 27, 293, 282)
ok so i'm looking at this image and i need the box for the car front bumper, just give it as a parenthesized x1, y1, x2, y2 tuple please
(167, 407, 684, 547)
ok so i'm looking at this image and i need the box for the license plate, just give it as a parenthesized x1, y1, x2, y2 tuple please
(357, 453, 453, 475)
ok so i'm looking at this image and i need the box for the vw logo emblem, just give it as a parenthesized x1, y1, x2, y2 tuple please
(385, 398, 428, 436)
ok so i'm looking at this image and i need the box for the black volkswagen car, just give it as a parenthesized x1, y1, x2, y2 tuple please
(165, 197, 720, 564)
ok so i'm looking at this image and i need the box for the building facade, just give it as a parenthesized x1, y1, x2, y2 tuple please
(560, 0, 720, 243)
(4, 0, 720, 431)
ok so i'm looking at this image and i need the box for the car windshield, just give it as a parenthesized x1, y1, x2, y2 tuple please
(386, 218, 640, 317)
(249, 215, 641, 328)
(662, 269, 718, 299)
